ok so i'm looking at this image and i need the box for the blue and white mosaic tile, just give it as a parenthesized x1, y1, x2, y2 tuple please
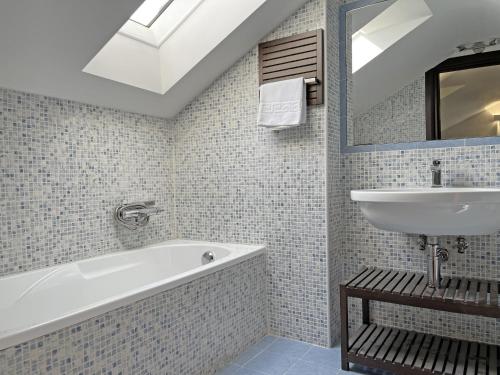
(326, 0, 345, 344)
(352, 77, 426, 146)
(0, 88, 176, 276)
(0, 255, 267, 374)
(342, 146, 500, 345)
(1, 5, 335, 375)
(172, 0, 332, 346)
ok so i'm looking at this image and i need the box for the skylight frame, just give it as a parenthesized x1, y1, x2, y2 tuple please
(119, 0, 205, 48)
(130, 0, 175, 28)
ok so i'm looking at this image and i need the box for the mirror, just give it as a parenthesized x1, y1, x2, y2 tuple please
(342, 0, 500, 147)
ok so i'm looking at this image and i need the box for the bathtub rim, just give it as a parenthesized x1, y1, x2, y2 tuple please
(0, 239, 266, 351)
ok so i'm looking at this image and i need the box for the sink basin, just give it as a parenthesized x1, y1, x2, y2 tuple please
(351, 188, 500, 235)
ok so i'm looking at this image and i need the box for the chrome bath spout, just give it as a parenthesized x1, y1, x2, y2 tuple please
(121, 206, 164, 219)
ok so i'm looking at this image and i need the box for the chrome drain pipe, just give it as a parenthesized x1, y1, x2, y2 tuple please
(425, 236, 449, 288)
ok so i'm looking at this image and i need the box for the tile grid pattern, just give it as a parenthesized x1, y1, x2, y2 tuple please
(0, 254, 267, 375)
(3, 1, 498, 374)
(326, 0, 345, 344)
(1, 0, 333, 359)
(342, 147, 500, 345)
(351, 77, 426, 145)
(172, 0, 331, 346)
(216, 335, 391, 375)
(341, 0, 500, 348)
(0, 88, 176, 276)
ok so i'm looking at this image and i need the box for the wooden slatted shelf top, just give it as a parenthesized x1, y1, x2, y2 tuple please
(348, 323, 499, 375)
(342, 268, 500, 319)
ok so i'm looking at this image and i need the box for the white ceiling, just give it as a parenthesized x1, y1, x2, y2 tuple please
(84, 0, 276, 96)
(0, 0, 308, 118)
(351, 0, 500, 116)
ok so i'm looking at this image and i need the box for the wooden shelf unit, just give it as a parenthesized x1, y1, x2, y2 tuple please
(340, 267, 500, 374)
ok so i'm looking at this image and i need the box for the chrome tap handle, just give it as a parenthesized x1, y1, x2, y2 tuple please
(431, 159, 442, 188)
(114, 201, 164, 230)
(454, 236, 468, 254)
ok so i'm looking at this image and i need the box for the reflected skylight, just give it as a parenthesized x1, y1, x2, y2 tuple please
(352, 34, 382, 73)
(352, 0, 432, 73)
(130, 0, 174, 28)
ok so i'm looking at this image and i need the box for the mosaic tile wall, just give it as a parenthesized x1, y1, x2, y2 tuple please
(0, 88, 176, 276)
(172, 0, 332, 346)
(338, 0, 499, 347)
(1, 5, 338, 368)
(0, 254, 267, 375)
(326, 0, 344, 344)
(342, 147, 500, 345)
(344, 4, 426, 147)
(351, 77, 426, 145)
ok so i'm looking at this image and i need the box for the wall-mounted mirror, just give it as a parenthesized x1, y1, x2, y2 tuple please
(340, 0, 500, 149)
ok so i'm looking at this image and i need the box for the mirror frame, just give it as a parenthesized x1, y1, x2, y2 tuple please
(339, 0, 500, 153)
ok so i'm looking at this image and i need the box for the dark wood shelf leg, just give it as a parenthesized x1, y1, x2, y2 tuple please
(362, 299, 370, 324)
(340, 285, 349, 371)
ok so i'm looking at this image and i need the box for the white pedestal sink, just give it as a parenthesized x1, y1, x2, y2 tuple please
(351, 188, 500, 236)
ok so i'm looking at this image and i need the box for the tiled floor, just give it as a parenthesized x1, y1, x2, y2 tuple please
(216, 336, 391, 375)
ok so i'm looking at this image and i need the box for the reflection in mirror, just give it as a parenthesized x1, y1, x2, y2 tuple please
(344, 0, 500, 147)
(427, 52, 500, 140)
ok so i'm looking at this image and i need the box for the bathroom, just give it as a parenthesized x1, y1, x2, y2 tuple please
(0, 0, 499, 374)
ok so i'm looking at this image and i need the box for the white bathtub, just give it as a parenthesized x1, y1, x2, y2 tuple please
(0, 240, 265, 350)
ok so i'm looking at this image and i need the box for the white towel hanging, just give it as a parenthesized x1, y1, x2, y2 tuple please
(257, 77, 307, 130)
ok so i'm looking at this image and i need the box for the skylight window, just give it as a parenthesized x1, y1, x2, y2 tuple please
(130, 0, 174, 28)
(120, 0, 204, 47)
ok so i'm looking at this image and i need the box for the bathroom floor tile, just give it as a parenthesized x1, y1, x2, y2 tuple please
(301, 345, 341, 368)
(284, 360, 336, 375)
(217, 337, 393, 375)
(217, 363, 244, 375)
(267, 337, 311, 357)
(244, 350, 296, 375)
(233, 336, 277, 366)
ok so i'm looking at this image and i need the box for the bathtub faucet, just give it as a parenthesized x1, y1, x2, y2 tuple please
(114, 201, 164, 230)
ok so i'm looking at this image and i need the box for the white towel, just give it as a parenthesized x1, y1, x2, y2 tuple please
(257, 77, 307, 130)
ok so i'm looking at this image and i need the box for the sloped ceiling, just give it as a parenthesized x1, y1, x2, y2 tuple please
(0, 0, 308, 118)
(352, 0, 500, 116)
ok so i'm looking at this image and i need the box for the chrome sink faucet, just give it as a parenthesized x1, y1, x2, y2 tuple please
(431, 159, 442, 188)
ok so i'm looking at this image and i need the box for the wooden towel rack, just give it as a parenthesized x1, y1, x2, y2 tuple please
(258, 29, 324, 105)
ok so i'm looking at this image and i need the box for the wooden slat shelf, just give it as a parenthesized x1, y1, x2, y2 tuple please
(340, 267, 500, 374)
(342, 267, 500, 319)
(348, 323, 499, 375)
